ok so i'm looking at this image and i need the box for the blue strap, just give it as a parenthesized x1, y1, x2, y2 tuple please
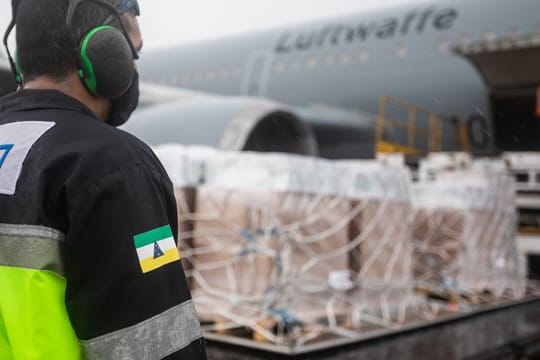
(116, 0, 139, 15)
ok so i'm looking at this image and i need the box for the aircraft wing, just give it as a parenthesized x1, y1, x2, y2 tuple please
(128, 83, 377, 159)
(139, 82, 214, 108)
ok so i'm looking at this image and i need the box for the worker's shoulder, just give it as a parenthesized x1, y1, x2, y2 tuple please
(0, 110, 171, 201)
(47, 114, 161, 171)
(41, 114, 172, 199)
(0, 92, 170, 199)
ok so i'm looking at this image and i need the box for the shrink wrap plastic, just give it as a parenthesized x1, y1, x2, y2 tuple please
(412, 158, 525, 299)
(154, 146, 526, 346)
(193, 151, 352, 325)
(154, 145, 215, 278)
(155, 145, 418, 343)
(337, 161, 416, 325)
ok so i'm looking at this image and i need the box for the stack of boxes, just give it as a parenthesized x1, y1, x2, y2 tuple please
(339, 161, 415, 324)
(412, 154, 525, 299)
(154, 146, 525, 345)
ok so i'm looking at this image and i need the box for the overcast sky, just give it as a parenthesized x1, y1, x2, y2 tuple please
(0, 0, 420, 51)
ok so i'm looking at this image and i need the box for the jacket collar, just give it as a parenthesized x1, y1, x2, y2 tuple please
(0, 89, 97, 119)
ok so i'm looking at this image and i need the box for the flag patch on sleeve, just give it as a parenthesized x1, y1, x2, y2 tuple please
(134, 225, 180, 273)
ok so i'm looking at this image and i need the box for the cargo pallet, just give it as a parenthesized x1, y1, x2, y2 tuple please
(205, 296, 540, 359)
(504, 153, 540, 269)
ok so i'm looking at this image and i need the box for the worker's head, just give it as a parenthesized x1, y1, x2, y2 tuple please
(11, 0, 142, 125)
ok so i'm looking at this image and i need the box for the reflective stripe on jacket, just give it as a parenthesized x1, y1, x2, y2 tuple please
(0, 225, 82, 359)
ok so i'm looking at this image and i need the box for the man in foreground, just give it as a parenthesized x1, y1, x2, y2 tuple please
(0, 0, 206, 358)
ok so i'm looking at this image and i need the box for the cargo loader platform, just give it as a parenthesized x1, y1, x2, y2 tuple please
(206, 296, 540, 359)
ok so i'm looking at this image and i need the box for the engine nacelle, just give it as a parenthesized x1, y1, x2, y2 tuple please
(294, 106, 376, 159)
(124, 96, 319, 156)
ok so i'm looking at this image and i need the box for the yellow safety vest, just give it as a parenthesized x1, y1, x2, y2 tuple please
(0, 228, 82, 359)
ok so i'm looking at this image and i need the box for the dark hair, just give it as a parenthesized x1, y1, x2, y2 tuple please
(16, 0, 131, 82)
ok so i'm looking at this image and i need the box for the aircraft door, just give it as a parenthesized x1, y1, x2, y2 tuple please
(454, 35, 540, 151)
(241, 51, 274, 97)
(457, 46, 540, 89)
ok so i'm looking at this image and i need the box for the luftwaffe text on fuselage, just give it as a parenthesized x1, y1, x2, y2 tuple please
(275, 8, 459, 54)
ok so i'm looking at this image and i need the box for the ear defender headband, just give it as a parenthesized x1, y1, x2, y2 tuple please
(67, 0, 139, 99)
(2, 0, 139, 99)
(3, 0, 23, 86)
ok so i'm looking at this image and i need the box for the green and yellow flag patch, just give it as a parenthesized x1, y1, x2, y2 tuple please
(134, 225, 180, 273)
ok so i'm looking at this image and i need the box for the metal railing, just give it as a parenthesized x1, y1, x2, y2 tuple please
(376, 95, 470, 155)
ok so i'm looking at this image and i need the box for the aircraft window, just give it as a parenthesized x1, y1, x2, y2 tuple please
(341, 53, 352, 65)
(357, 50, 370, 64)
(182, 73, 191, 83)
(307, 57, 318, 69)
(219, 70, 229, 79)
(439, 38, 451, 53)
(274, 62, 286, 73)
(423, 49, 434, 57)
(324, 55, 335, 66)
(460, 34, 472, 46)
(291, 60, 301, 71)
(396, 44, 408, 59)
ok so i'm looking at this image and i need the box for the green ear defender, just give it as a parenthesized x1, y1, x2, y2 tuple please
(67, 0, 139, 100)
(77, 25, 135, 99)
(3, 0, 139, 95)
(2, 0, 22, 88)
(14, 51, 23, 85)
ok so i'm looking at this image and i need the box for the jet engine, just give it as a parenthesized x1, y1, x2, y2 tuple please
(294, 106, 377, 159)
(124, 96, 319, 156)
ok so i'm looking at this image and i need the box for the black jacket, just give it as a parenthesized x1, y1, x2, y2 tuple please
(0, 90, 206, 359)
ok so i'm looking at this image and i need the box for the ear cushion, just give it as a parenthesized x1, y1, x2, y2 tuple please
(80, 26, 135, 99)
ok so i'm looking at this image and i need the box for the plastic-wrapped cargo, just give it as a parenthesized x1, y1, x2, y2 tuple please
(152, 147, 531, 351)
(152, 145, 214, 284)
(460, 164, 523, 298)
(154, 145, 421, 342)
(192, 152, 353, 327)
(338, 161, 415, 325)
(412, 155, 525, 300)
(412, 182, 469, 291)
